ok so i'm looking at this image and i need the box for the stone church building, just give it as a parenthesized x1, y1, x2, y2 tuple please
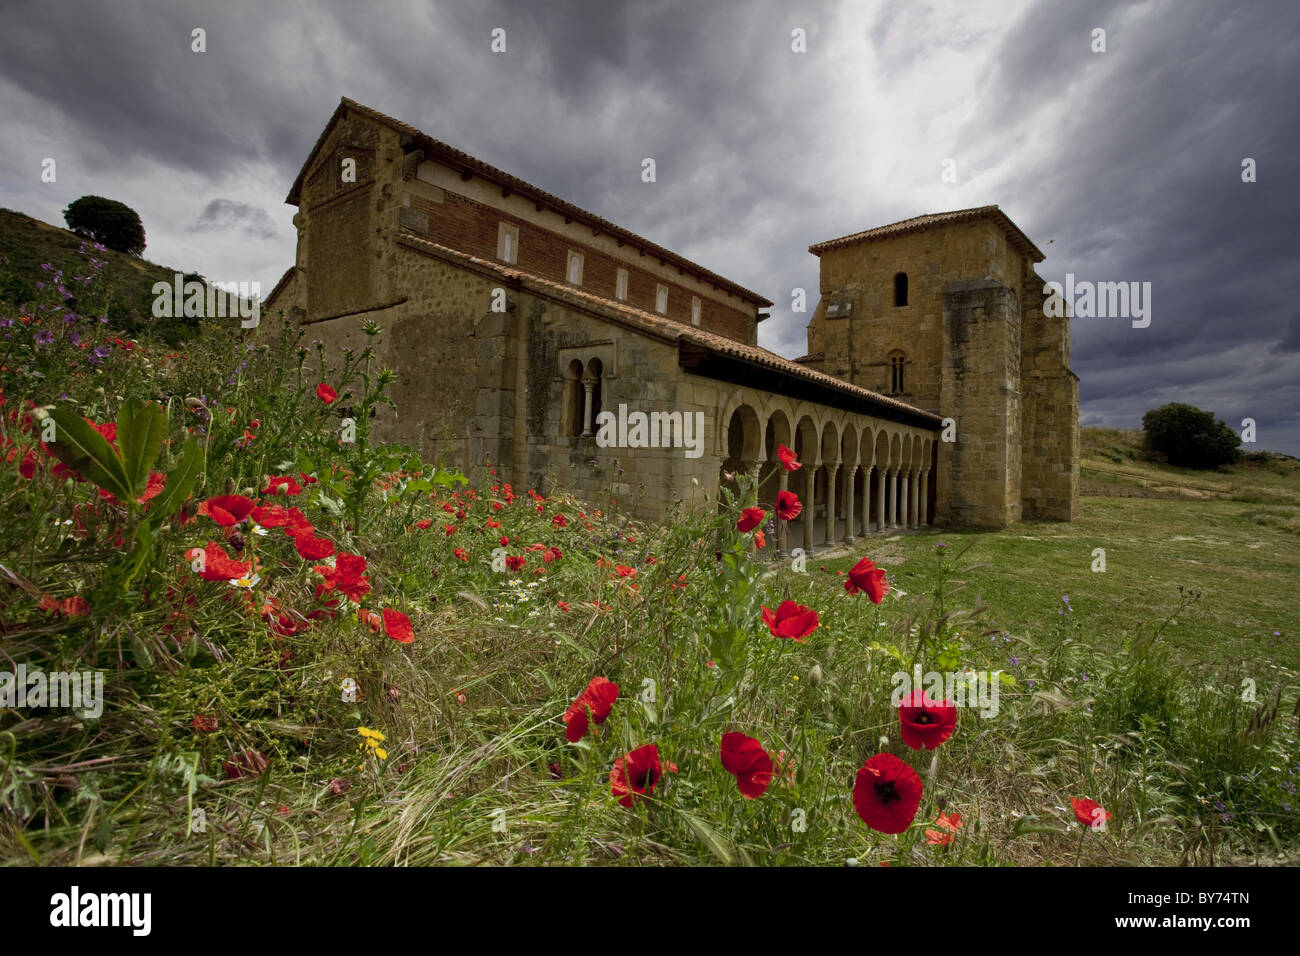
(264, 98, 1078, 548)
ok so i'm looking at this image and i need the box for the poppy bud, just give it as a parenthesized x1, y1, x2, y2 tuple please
(223, 476, 235, 495)
(62, 477, 75, 494)
(808, 663, 823, 686)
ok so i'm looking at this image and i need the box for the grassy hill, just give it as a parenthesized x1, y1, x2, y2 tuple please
(0, 207, 199, 343)
(1080, 426, 1300, 533)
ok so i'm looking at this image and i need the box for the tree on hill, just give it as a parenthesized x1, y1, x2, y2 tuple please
(63, 195, 146, 256)
(1141, 402, 1242, 469)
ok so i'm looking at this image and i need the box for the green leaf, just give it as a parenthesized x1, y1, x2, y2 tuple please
(122, 521, 154, 588)
(116, 399, 167, 499)
(680, 811, 735, 865)
(41, 406, 133, 502)
(144, 437, 205, 528)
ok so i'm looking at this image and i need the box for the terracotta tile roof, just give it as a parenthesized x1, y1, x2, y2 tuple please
(396, 232, 941, 426)
(808, 205, 1045, 262)
(287, 98, 773, 309)
(793, 352, 824, 363)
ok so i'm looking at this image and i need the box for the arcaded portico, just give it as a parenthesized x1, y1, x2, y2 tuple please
(719, 394, 938, 553)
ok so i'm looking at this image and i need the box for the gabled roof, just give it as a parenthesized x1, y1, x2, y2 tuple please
(286, 97, 773, 309)
(394, 231, 941, 429)
(808, 205, 1045, 263)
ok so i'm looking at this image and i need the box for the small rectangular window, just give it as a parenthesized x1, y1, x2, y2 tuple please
(566, 250, 584, 286)
(656, 284, 669, 315)
(497, 222, 519, 264)
(691, 296, 701, 326)
(615, 268, 628, 301)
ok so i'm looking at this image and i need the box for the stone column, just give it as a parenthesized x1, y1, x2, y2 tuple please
(580, 376, 596, 437)
(803, 463, 817, 554)
(919, 468, 930, 526)
(825, 462, 838, 550)
(885, 469, 896, 529)
(844, 466, 857, 543)
(900, 471, 910, 528)
(862, 466, 873, 535)
(872, 467, 882, 532)
(909, 468, 920, 529)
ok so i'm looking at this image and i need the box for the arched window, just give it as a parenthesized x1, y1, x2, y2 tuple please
(893, 272, 908, 307)
(565, 359, 584, 436)
(887, 351, 906, 394)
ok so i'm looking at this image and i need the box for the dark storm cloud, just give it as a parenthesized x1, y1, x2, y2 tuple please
(1, 0, 1296, 453)
(189, 198, 277, 238)
(970, 0, 1300, 452)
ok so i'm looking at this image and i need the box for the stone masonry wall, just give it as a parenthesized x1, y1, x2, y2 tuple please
(936, 278, 1023, 528)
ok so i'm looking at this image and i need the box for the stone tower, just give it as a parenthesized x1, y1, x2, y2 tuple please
(801, 206, 1078, 527)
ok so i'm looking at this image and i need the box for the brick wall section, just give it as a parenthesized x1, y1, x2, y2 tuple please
(409, 190, 755, 344)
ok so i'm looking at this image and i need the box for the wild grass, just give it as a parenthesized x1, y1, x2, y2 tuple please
(1, 247, 1297, 867)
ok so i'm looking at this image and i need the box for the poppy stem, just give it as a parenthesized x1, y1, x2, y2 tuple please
(1073, 823, 1087, 867)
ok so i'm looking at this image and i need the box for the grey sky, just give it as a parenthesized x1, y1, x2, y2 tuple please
(2, 0, 1296, 453)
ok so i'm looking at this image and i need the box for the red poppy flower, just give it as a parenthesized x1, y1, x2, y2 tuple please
(414, 519, 432, 530)
(552, 513, 567, 529)
(313, 553, 371, 602)
(382, 608, 414, 644)
(263, 475, 303, 496)
(775, 489, 802, 521)
(776, 444, 801, 471)
(898, 690, 958, 750)
(563, 676, 620, 742)
(1071, 797, 1111, 829)
(453, 547, 468, 562)
(316, 383, 337, 404)
(187, 541, 252, 581)
(720, 732, 774, 799)
(192, 714, 218, 733)
(58, 595, 91, 617)
(754, 529, 766, 549)
(737, 507, 766, 533)
(615, 565, 637, 578)
(224, 750, 269, 780)
(18, 447, 37, 479)
(610, 743, 662, 808)
(761, 600, 819, 642)
(852, 753, 924, 834)
(505, 555, 526, 572)
(557, 601, 571, 613)
(138, 471, 166, 503)
(201, 494, 255, 527)
(250, 503, 289, 527)
(293, 532, 335, 561)
(845, 557, 889, 603)
(925, 811, 963, 845)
